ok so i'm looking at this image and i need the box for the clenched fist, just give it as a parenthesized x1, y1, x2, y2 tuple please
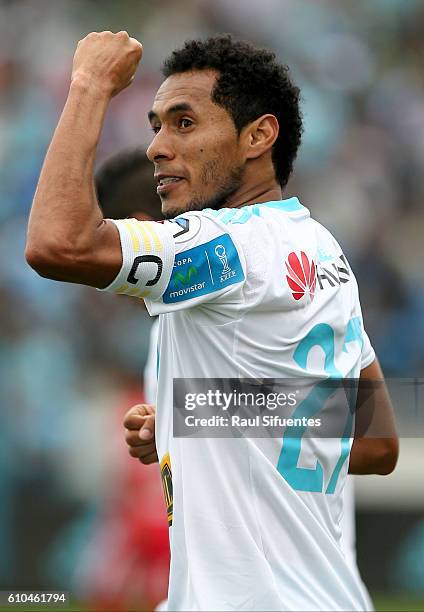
(123, 403, 158, 465)
(72, 31, 143, 97)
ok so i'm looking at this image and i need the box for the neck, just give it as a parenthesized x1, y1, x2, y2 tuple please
(225, 184, 283, 209)
(223, 163, 283, 208)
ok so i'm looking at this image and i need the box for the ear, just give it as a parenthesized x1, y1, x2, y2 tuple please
(243, 114, 279, 160)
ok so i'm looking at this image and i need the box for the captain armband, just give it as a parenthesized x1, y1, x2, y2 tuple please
(99, 219, 175, 300)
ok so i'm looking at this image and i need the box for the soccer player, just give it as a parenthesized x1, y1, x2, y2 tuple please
(72, 150, 168, 612)
(99, 147, 367, 606)
(94, 147, 163, 408)
(26, 32, 398, 611)
(98, 147, 366, 608)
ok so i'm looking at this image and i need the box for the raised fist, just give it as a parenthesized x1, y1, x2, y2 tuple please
(72, 31, 143, 97)
(123, 403, 158, 465)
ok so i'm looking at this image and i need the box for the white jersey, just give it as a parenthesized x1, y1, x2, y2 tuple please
(103, 198, 375, 611)
(143, 317, 160, 406)
(144, 324, 372, 612)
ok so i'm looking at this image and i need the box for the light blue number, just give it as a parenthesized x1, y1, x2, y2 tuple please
(277, 320, 361, 494)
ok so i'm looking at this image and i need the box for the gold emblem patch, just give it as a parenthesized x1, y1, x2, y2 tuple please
(160, 452, 173, 526)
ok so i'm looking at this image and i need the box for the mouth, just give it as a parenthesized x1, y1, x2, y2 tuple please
(155, 175, 185, 195)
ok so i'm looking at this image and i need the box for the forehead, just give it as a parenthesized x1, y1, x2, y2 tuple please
(151, 70, 220, 116)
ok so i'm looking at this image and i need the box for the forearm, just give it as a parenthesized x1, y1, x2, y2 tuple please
(348, 437, 399, 475)
(27, 76, 110, 260)
(349, 359, 399, 475)
(26, 31, 143, 288)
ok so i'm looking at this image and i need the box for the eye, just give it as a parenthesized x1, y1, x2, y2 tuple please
(151, 125, 161, 134)
(179, 118, 193, 129)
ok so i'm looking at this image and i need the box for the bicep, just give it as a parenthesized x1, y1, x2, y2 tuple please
(86, 219, 123, 288)
(26, 219, 123, 288)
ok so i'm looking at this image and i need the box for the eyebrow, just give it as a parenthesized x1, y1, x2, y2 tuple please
(148, 103, 195, 123)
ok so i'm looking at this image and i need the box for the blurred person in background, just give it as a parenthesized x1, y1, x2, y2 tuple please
(26, 31, 398, 611)
(73, 149, 169, 612)
(95, 148, 164, 223)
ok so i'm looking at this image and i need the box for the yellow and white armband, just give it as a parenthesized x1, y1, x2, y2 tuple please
(100, 219, 175, 300)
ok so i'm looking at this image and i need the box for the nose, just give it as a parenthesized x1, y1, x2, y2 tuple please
(146, 129, 175, 163)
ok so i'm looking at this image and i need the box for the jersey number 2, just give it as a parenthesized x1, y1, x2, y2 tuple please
(276, 321, 361, 494)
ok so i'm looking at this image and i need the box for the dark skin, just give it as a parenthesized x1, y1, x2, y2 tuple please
(26, 31, 398, 475)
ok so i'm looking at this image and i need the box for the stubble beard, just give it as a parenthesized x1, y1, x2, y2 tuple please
(162, 160, 245, 219)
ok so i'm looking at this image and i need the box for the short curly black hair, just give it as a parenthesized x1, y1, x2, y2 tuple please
(162, 34, 303, 188)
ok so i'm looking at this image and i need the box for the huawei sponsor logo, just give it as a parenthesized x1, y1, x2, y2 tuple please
(285, 251, 317, 301)
(285, 251, 351, 301)
(317, 253, 350, 288)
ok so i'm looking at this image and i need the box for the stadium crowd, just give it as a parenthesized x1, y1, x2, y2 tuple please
(0, 0, 423, 607)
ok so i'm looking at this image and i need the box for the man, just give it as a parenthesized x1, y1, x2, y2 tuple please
(72, 150, 168, 612)
(26, 32, 398, 611)
(99, 147, 368, 608)
(94, 147, 161, 458)
(95, 147, 163, 413)
(95, 148, 164, 223)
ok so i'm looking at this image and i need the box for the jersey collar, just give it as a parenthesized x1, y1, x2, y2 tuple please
(254, 197, 304, 212)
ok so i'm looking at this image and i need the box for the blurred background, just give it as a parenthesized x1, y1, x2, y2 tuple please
(0, 0, 423, 610)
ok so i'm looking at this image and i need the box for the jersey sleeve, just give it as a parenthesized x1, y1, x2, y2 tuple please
(99, 212, 246, 314)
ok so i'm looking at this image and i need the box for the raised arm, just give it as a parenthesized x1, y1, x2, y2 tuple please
(349, 358, 399, 475)
(25, 31, 143, 288)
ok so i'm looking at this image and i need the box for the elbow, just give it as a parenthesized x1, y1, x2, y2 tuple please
(25, 241, 64, 279)
(25, 239, 87, 281)
(350, 437, 399, 476)
(376, 437, 399, 475)
(25, 242, 55, 278)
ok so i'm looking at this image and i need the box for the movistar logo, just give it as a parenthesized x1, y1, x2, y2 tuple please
(173, 266, 198, 287)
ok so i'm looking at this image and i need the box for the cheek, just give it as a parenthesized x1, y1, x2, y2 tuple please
(200, 157, 223, 185)
(186, 128, 239, 189)
(198, 144, 236, 186)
